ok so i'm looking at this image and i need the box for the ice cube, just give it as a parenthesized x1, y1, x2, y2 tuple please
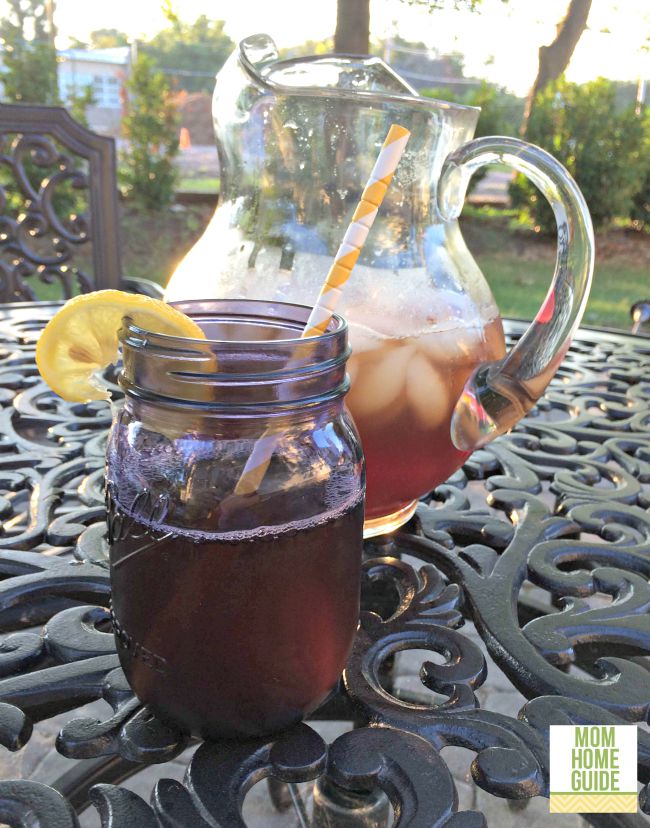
(348, 324, 383, 355)
(405, 351, 451, 430)
(483, 317, 506, 360)
(346, 343, 414, 421)
(417, 323, 484, 365)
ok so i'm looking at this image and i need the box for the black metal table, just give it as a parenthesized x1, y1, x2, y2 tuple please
(0, 301, 648, 827)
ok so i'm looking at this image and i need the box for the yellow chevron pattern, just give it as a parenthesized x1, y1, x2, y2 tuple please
(550, 793, 637, 813)
(304, 122, 410, 335)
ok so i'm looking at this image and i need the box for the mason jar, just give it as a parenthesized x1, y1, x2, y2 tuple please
(106, 299, 364, 739)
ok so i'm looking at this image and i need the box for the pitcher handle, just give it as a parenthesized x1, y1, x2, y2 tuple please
(437, 136, 594, 452)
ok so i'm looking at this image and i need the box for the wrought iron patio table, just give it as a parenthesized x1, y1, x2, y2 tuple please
(0, 301, 648, 827)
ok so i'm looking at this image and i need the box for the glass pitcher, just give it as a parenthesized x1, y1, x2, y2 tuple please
(165, 33, 594, 537)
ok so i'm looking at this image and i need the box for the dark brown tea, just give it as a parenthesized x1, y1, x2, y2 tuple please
(108, 491, 363, 739)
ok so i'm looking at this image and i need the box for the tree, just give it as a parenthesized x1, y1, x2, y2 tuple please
(279, 38, 334, 59)
(423, 81, 523, 138)
(120, 54, 180, 211)
(334, 0, 370, 53)
(142, 15, 234, 94)
(67, 84, 95, 127)
(69, 28, 129, 50)
(89, 28, 129, 49)
(630, 105, 650, 228)
(422, 81, 523, 189)
(0, 0, 58, 104)
(512, 78, 645, 231)
(334, 0, 496, 54)
(521, 0, 592, 134)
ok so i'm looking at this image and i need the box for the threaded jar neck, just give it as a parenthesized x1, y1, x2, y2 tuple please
(118, 299, 350, 414)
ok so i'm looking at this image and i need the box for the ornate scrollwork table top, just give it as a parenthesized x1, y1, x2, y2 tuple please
(0, 302, 647, 827)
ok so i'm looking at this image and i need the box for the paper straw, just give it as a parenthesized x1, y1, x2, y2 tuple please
(234, 123, 411, 497)
(301, 123, 411, 337)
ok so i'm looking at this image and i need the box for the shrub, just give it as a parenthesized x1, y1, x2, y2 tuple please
(120, 54, 180, 211)
(66, 84, 96, 129)
(466, 82, 523, 138)
(511, 77, 647, 232)
(0, 0, 59, 105)
(630, 107, 650, 228)
(422, 82, 523, 190)
(422, 82, 523, 139)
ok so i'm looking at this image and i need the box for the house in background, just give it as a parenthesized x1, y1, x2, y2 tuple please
(57, 46, 130, 135)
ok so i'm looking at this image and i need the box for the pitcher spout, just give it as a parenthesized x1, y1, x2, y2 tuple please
(235, 33, 479, 116)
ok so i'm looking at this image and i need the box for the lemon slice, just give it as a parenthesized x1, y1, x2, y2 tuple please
(36, 290, 206, 402)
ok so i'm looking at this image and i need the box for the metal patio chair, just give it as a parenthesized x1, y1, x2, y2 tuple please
(0, 102, 162, 302)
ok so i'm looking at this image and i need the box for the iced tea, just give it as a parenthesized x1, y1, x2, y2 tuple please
(108, 487, 363, 738)
(346, 315, 505, 533)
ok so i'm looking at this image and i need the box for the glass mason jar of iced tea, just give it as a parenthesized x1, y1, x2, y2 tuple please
(106, 299, 364, 739)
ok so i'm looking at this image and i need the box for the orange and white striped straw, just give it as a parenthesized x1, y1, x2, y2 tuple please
(301, 123, 411, 337)
(234, 123, 411, 497)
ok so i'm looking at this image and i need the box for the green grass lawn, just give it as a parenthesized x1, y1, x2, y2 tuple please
(31, 205, 648, 333)
(31, 204, 215, 301)
(462, 211, 648, 331)
(476, 254, 646, 330)
(176, 177, 220, 193)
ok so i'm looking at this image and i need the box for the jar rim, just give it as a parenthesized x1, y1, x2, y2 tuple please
(122, 298, 347, 350)
(118, 299, 351, 412)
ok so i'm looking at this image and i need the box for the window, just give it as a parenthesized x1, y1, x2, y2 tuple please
(95, 75, 122, 108)
(58, 66, 122, 109)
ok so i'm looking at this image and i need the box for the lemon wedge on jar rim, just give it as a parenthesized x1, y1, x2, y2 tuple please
(35, 290, 206, 402)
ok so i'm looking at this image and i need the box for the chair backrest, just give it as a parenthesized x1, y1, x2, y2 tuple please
(0, 103, 121, 302)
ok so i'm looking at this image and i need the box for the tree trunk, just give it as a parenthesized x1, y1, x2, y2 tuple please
(521, 0, 592, 135)
(334, 0, 370, 54)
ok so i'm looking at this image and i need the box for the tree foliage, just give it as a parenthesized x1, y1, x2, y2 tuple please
(335, 0, 504, 53)
(120, 54, 179, 211)
(466, 82, 523, 137)
(69, 28, 129, 50)
(422, 81, 523, 137)
(67, 84, 95, 128)
(511, 77, 647, 231)
(0, 0, 58, 104)
(141, 15, 234, 94)
(422, 82, 523, 189)
(278, 38, 334, 59)
(404, 0, 499, 9)
(630, 107, 650, 228)
(71, 15, 234, 95)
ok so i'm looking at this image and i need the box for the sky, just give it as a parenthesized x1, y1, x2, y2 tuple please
(30, 0, 650, 96)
